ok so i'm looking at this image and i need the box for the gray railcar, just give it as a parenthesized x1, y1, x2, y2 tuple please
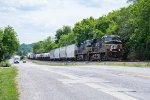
(66, 44, 77, 60)
(50, 50, 55, 60)
(59, 47, 66, 59)
(54, 48, 60, 60)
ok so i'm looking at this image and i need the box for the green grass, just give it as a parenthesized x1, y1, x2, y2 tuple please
(33, 61, 78, 66)
(0, 67, 18, 100)
(32, 60, 150, 68)
(145, 62, 150, 67)
(99, 62, 150, 68)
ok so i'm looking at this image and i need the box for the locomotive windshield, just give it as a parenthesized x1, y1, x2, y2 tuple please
(104, 36, 121, 41)
(103, 35, 122, 44)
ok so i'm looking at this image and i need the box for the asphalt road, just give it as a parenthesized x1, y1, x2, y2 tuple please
(14, 61, 150, 100)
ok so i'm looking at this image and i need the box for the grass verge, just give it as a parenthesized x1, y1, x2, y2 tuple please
(32, 60, 150, 68)
(0, 67, 18, 100)
(33, 61, 78, 66)
(102, 62, 150, 68)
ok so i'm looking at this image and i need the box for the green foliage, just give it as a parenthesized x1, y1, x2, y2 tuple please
(43, 36, 52, 52)
(73, 17, 96, 43)
(95, 16, 111, 33)
(33, 36, 58, 54)
(0, 26, 19, 61)
(17, 43, 33, 56)
(32, 0, 150, 61)
(55, 26, 71, 43)
(20, 56, 25, 60)
(129, 0, 150, 60)
(58, 32, 76, 47)
(33, 41, 45, 54)
(0, 29, 3, 49)
(93, 29, 104, 39)
(0, 61, 11, 67)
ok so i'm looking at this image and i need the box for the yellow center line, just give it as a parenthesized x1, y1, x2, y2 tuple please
(134, 74, 150, 78)
(126, 73, 150, 78)
(106, 70, 150, 79)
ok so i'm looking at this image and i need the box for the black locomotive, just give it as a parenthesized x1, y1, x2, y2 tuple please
(76, 35, 122, 61)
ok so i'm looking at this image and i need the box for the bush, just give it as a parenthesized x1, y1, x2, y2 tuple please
(146, 62, 150, 67)
(0, 61, 11, 67)
(20, 56, 25, 60)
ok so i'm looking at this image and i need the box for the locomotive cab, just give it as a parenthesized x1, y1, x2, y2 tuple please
(84, 40, 93, 53)
(102, 35, 122, 60)
(102, 35, 122, 51)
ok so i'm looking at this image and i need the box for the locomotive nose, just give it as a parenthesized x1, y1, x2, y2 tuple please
(109, 44, 122, 52)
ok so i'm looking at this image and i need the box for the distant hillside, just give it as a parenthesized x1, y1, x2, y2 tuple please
(17, 43, 33, 56)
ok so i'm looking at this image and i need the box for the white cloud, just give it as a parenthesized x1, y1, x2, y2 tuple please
(0, 0, 129, 44)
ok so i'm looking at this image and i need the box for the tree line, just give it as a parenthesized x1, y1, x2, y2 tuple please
(17, 43, 33, 57)
(33, 0, 150, 61)
(0, 26, 19, 61)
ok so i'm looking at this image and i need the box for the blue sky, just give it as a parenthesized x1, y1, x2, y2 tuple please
(0, 0, 129, 44)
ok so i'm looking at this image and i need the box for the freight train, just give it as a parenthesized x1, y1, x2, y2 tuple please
(28, 35, 122, 61)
